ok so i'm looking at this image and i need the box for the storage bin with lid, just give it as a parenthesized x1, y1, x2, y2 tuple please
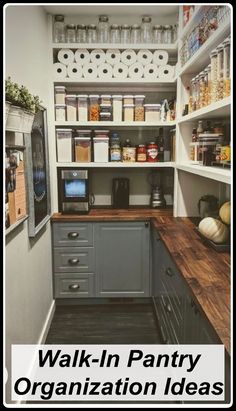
(99, 112, 112, 122)
(74, 131, 92, 162)
(93, 130, 109, 162)
(55, 86, 66, 105)
(100, 95, 112, 105)
(55, 104, 66, 121)
(77, 95, 88, 122)
(134, 95, 145, 121)
(123, 104, 134, 122)
(216, 44, 224, 101)
(100, 104, 112, 114)
(53, 15, 65, 43)
(66, 24, 76, 43)
(56, 129, 72, 162)
(89, 95, 100, 121)
(112, 95, 122, 122)
(65, 94, 77, 121)
(223, 38, 230, 97)
(144, 104, 161, 122)
(76, 24, 87, 43)
(123, 95, 134, 105)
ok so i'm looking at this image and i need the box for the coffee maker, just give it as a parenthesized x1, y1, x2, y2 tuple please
(148, 171, 166, 208)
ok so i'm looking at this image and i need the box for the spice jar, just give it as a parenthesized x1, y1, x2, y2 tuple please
(65, 94, 77, 121)
(55, 86, 66, 104)
(137, 144, 147, 162)
(55, 104, 66, 121)
(223, 38, 230, 98)
(216, 44, 224, 101)
(66, 24, 76, 43)
(130, 24, 141, 43)
(123, 104, 134, 122)
(76, 24, 87, 43)
(89, 95, 99, 121)
(152, 25, 162, 43)
(147, 142, 158, 162)
(122, 139, 136, 162)
(77, 95, 88, 122)
(210, 49, 218, 103)
(112, 95, 122, 122)
(134, 95, 145, 121)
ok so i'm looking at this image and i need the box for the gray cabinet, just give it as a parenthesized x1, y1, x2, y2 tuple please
(95, 221, 150, 297)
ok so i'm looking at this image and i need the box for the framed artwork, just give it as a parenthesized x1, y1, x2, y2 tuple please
(25, 106, 51, 237)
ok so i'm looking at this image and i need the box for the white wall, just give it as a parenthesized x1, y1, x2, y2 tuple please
(5, 5, 54, 403)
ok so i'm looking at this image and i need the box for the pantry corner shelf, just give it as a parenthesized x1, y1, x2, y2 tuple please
(178, 97, 231, 123)
(56, 162, 175, 168)
(53, 78, 177, 86)
(52, 42, 178, 54)
(176, 163, 231, 184)
(54, 121, 176, 128)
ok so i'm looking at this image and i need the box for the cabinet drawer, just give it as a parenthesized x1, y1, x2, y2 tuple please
(53, 223, 94, 247)
(54, 273, 94, 298)
(159, 294, 179, 344)
(53, 247, 95, 273)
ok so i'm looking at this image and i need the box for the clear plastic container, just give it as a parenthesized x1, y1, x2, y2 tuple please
(55, 104, 66, 121)
(55, 86, 66, 105)
(188, 78, 195, 113)
(56, 129, 72, 162)
(66, 24, 76, 43)
(110, 24, 120, 43)
(141, 16, 152, 43)
(134, 95, 145, 121)
(93, 130, 109, 162)
(87, 24, 97, 43)
(100, 94, 112, 105)
(123, 104, 134, 121)
(76, 24, 87, 43)
(123, 95, 134, 105)
(210, 49, 218, 103)
(207, 65, 211, 105)
(194, 75, 200, 111)
(99, 112, 112, 122)
(98, 15, 109, 43)
(144, 104, 161, 122)
(74, 134, 92, 163)
(163, 25, 172, 44)
(77, 95, 88, 122)
(121, 25, 131, 44)
(130, 24, 141, 44)
(223, 38, 230, 98)
(216, 44, 224, 101)
(112, 95, 122, 122)
(53, 15, 65, 43)
(99, 104, 112, 114)
(152, 25, 162, 43)
(89, 95, 100, 121)
(199, 71, 206, 108)
(65, 95, 77, 121)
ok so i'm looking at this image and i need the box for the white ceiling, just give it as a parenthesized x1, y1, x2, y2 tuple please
(43, 4, 179, 17)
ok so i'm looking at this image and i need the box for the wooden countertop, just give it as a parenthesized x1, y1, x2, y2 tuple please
(51, 209, 231, 354)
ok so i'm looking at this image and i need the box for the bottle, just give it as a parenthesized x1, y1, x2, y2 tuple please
(192, 128, 198, 142)
(158, 128, 164, 161)
(53, 15, 65, 43)
(197, 120, 204, 139)
(110, 133, 121, 162)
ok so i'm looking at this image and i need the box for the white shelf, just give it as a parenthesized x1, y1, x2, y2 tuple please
(180, 6, 201, 39)
(53, 78, 176, 86)
(178, 97, 231, 123)
(176, 164, 231, 184)
(177, 19, 230, 76)
(54, 121, 176, 128)
(56, 162, 175, 168)
(52, 42, 178, 53)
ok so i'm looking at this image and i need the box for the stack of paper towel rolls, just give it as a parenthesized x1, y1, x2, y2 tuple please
(53, 48, 175, 80)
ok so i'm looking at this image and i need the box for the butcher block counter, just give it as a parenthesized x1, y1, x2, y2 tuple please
(51, 209, 231, 354)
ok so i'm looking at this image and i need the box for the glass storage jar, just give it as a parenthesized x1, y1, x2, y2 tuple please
(112, 95, 122, 122)
(98, 15, 109, 43)
(188, 78, 194, 113)
(163, 25, 172, 44)
(110, 24, 120, 43)
(56, 128, 72, 162)
(203, 69, 209, 107)
(89, 95, 100, 121)
(223, 38, 230, 97)
(216, 44, 224, 101)
(65, 94, 77, 121)
(66, 24, 76, 43)
(87, 24, 97, 43)
(152, 25, 163, 43)
(123, 104, 134, 121)
(76, 24, 87, 43)
(141, 16, 152, 43)
(199, 71, 206, 108)
(77, 95, 88, 122)
(134, 95, 145, 121)
(194, 75, 200, 111)
(55, 86, 66, 105)
(121, 25, 131, 44)
(53, 15, 65, 43)
(206, 64, 211, 105)
(55, 104, 66, 121)
(210, 49, 218, 103)
(130, 24, 141, 44)
(144, 104, 161, 122)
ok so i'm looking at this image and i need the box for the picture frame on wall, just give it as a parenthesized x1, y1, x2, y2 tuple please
(25, 106, 51, 237)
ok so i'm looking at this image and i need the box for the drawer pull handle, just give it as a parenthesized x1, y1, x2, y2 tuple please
(68, 232, 79, 239)
(165, 303, 172, 314)
(69, 284, 80, 290)
(165, 267, 174, 277)
(68, 258, 80, 265)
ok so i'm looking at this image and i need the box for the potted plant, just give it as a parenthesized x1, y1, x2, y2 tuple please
(5, 77, 41, 133)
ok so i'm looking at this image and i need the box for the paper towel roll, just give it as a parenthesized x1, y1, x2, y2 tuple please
(128, 63, 144, 79)
(90, 49, 106, 65)
(106, 49, 121, 65)
(143, 64, 159, 79)
(82, 63, 98, 80)
(97, 63, 113, 79)
(57, 49, 75, 65)
(75, 49, 90, 65)
(53, 63, 67, 79)
(153, 50, 169, 66)
(121, 49, 137, 66)
(159, 65, 175, 79)
(67, 63, 83, 79)
(137, 49, 153, 65)
(112, 63, 128, 79)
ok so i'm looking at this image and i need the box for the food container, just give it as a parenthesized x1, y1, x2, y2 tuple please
(134, 95, 145, 121)
(122, 146, 136, 162)
(147, 142, 158, 162)
(56, 129, 72, 162)
(198, 133, 223, 166)
(100, 94, 112, 105)
(65, 94, 77, 121)
(199, 71, 206, 108)
(112, 95, 122, 122)
(55, 104, 66, 121)
(123, 104, 134, 121)
(89, 95, 100, 121)
(74, 134, 91, 162)
(144, 104, 161, 122)
(55, 86, 66, 104)
(210, 49, 218, 103)
(123, 95, 134, 105)
(77, 95, 88, 122)
(99, 112, 112, 122)
(100, 104, 112, 114)
(110, 134, 122, 162)
(93, 130, 109, 162)
(137, 145, 147, 162)
(216, 44, 224, 101)
(189, 142, 200, 164)
(223, 38, 230, 97)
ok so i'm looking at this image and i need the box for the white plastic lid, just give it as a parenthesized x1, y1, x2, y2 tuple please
(94, 130, 109, 134)
(76, 129, 92, 133)
(55, 86, 66, 91)
(89, 94, 99, 98)
(57, 128, 72, 132)
(65, 94, 77, 99)
(74, 137, 91, 140)
(100, 112, 112, 116)
(123, 104, 135, 108)
(94, 137, 109, 141)
(144, 104, 161, 108)
(101, 94, 112, 98)
(77, 94, 88, 98)
(100, 103, 112, 107)
(123, 95, 134, 98)
(55, 104, 66, 107)
(134, 95, 145, 99)
(112, 95, 122, 98)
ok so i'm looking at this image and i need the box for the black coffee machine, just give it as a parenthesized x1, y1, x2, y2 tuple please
(112, 178, 129, 209)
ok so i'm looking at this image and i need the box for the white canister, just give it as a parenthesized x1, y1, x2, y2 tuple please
(55, 86, 66, 104)
(112, 95, 122, 122)
(56, 129, 72, 162)
(77, 95, 88, 122)
(65, 94, 77, 121)
(55, 104, 66, 121)
(93, 136, 109, 162)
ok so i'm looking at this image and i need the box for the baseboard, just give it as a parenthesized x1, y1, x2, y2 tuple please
(37, 299, 55, 344)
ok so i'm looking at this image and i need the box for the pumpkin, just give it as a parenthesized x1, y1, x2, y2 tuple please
(219, 201, 231, 225)
(198, 217, 229, 244)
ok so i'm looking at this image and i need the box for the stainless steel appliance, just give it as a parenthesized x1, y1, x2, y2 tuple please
(112, 178, 129, 209)
(57, 168, 89, 214)
(148, 171, 166, 208)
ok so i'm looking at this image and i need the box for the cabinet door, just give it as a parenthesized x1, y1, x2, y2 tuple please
(95, 222, 150, 297)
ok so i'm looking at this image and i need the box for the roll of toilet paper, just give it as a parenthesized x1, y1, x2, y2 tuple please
(57, 49, 75, 65)
(67, 63, 83, 79)
(153, 50, 169, 66)
(137, 49, 153, 65)
(128, 62, 144, 79)
(82, 63, 98, 80)
(90, 49, 106, 65)
(106, 49, 121, 65)
(97, 63, 113, 79)
(53, 63, 67, 79)
(121, 49, 137, 66)
(75, 49, 90, 65)
(112, 63, 128, 79)
(159, 65, 175, 80)
(143, 63, 159, 79)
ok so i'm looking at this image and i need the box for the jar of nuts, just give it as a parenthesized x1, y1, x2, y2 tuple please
(89, 95, 100, 121)
(134, 95, 145, 121)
